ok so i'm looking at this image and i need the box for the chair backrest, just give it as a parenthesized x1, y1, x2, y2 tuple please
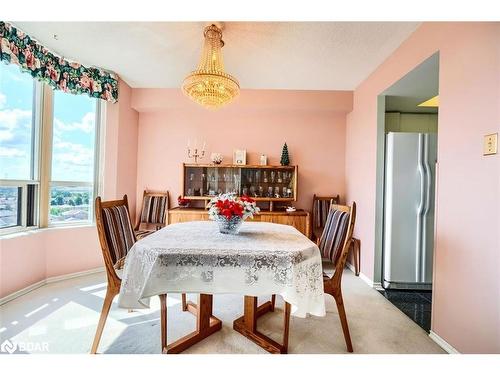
(95, 195, 136, 284)
(136, 190, 169, 230)
(318, 201, 357, 287)
(312, 194, 340, 229)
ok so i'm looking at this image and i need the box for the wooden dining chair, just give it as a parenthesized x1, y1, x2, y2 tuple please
(134, 190, 170, 240)
(268, 201, 356, 353)
(311, 194, 340, 242)
(312, 194, 360, 277)
(319, 201, 357, 352)
(91, 194, 184, 354)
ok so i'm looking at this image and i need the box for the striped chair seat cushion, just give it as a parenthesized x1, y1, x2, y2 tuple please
(140, 195, 168, 224)
(102, 205, 136, 265)
(318, 208, 349, 265)
(134, 229, 154, 240)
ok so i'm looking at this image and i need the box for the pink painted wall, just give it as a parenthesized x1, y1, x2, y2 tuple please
(0, 79, 139, 299)
(44, 226, 101, 278)
(345, 22, 500, 353)
(0, 231, 46, 297)
(132, 89, 352, 213)
(103, 80, 139, 218)
(0, 226, 102, 297)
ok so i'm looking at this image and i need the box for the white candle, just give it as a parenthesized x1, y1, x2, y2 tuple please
(202, 141, 206, 151)
(187, 139, 190, 148)
(194, 139, 197, 150)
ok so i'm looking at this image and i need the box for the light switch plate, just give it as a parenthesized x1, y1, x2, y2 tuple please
(483, 133, 498, 156)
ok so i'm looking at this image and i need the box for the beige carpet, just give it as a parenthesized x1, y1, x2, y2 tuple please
(0, 268, 444, 354)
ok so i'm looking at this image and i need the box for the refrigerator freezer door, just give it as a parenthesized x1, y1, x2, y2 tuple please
(383, 132, 432, 289)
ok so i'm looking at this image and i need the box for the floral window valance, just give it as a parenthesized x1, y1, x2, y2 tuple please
(0, 21, 118, 102)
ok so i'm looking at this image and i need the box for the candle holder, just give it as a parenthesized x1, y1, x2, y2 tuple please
(187, 147, 205, 163)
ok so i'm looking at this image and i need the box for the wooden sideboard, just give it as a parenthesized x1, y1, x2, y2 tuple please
(168, 207, 311, 238)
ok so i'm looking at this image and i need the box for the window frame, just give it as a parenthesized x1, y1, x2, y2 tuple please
(0, 71, 102, 235)
(0, 180, 40, 235)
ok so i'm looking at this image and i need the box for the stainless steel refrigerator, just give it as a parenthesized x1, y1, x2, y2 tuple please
(383, 132, 437, 290)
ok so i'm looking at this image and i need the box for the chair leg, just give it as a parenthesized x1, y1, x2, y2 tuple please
(181, 293, 187, 311)
(352, 239, 360, 276)
(90, 287, 117, 354)
(356, 239, 361, 276)
(333, 291, 353, 353)
(282, 302, 291, 353)
(270, 294, 276, 312)
(159, 294, 167, 351)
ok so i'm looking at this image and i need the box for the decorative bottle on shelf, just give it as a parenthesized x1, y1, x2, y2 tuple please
(260, 154, 267, 166)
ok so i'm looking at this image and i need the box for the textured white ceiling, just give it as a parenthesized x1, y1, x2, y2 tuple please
(14, 22, 421, 90)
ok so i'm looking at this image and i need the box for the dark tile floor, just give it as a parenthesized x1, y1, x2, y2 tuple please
(378, 289, 432, 332)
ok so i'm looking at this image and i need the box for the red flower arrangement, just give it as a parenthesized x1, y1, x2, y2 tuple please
(215, 199, 244, 219)
(177, 196, 190, 207)
(208, 193, 260, 220)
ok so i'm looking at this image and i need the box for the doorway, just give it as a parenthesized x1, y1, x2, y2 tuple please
(374, 53, 439, 332)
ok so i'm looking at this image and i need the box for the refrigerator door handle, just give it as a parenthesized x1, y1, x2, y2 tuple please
(416, 134, 426, 283)
(421, 134, 432, 282)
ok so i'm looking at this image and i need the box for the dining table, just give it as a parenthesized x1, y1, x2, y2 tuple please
(118, 220, 326, 354)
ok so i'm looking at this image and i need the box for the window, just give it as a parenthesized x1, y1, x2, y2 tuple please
(0, 63, 101, 234)
(49, 92, 99, 224)
(0, 63, 39, 230)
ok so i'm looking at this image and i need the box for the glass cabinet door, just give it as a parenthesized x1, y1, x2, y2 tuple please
(240, 167, 294, 198)
(185, 166, 242, 197)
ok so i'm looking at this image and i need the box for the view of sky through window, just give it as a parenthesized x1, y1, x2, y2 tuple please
(0, 63, 34, 180)
(52, 90, 96, 183)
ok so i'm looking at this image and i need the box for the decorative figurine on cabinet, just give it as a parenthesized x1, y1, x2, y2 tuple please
(280, 143, 290, 166)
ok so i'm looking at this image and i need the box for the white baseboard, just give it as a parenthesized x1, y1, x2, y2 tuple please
(45, 267, 104, 284)
(0, 267, 104, 306)
(429, 330, 460, 354)
(358, 272, 374, 287)
(345, 261, 356, 274)
(0, 280, 47, 306)
(346, 262, 377, 288)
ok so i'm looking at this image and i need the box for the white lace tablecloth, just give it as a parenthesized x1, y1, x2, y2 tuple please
(118, 221, 326, 318)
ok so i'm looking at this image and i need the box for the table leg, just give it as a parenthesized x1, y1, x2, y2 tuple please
(162, 294, 222, 354)
(233, 296, 291, 354)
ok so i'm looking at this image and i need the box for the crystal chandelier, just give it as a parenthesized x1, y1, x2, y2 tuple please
(182, 24, 240, 110)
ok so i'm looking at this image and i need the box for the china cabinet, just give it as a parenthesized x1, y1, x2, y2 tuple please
(182, 163, 298, 211)
(175, 163, 308, 236)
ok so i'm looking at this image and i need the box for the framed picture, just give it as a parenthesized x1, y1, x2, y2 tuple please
(233, 149, 247, 165)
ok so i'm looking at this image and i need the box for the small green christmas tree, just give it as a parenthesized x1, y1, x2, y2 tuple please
(280, 142, 290, 166)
